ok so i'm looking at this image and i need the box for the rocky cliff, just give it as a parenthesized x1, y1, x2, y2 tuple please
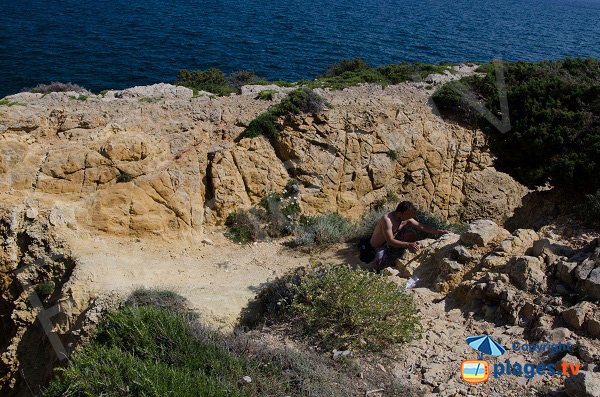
(1, 81, 527, 238)
(0, 79, 535, 395)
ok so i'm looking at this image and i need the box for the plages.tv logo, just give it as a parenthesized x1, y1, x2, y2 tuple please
(461, 335, 504, 384)
(461, 335, 580, 384)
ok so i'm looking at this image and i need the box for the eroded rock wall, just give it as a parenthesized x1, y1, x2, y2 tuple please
(1, 83, 527, 237)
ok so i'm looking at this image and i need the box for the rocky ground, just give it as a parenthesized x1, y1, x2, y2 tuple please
(1, 75, 598, 396)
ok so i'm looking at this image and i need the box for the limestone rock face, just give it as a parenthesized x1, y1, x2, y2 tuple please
(1, 82, 527, 237)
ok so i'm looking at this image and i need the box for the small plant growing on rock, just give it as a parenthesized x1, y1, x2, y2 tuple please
(244, 88, 329, 139)
(69, 94, 88, 101)
(35, 280, 55, 297)
(29, 81, 90, 94)
(387, 149, 398, 161)
(256, 90, 276, 101)
(116, 172, 134, 183)
(0, 99, 23, 107)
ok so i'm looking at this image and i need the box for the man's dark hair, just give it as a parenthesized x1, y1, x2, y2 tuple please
(396, 200, 416, 213)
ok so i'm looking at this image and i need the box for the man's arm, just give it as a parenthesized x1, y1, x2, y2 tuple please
(383, 218, 419, 249)
(408, 218, 449, 235)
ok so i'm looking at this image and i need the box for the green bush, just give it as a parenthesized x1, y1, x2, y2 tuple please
(243, 88, 328, 139)
(44, 294, 298, 397)
(303, 59, 454, 90)
(30, 81, 90, 94)
(433, 58, 600, 192)
(69, 94, 88, 101)
(224, 209, 264, 244)
(224, 189, 302, 244)
(253, 265, 421, 351)
(255, 89, 276, 101)
(0, 99, 23, 106)
(292, 213, 357, 246)
(176, 68, 237, 96)
(575, 190, 600, 227)
(35, 281, 55, 297)
(116, 172, 134, 183)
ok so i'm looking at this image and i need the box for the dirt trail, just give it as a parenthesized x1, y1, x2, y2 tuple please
(61, 229, 347, 329)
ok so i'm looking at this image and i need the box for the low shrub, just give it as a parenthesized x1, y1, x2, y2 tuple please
(44, 292, 295, 397)
(246, 265, 421, 352)
(415, 209, 467, 235)
(176, 68, 237, 96)
(29, 82, 90, 94)
(303, 58, 454, 90)
(244, 88, 328, 139)
(224, 189, 302, 244)
(292, 213, 357, 246)
(116, 172, 134, 183)
(255, 89, 276, 100)
(224, 209, 264, 244)
(432, 58, 600, 193)
(0, 99, 23, 106)
(46, 289, 413, 396)
(69, 94, 88, 101)
(575, 190, 600, 227)
(35, 281, 55, 297)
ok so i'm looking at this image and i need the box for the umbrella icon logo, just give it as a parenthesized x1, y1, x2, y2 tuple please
(461, 335, 505, 384)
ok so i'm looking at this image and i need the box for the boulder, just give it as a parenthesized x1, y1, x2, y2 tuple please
(382, 267, 400, 277)
(496, 229, 538, 256)
(574, 248, 600, 282)
(583, 268, 600, 300)
(557, 260, 579, 286)
(562, 302, 595, 331)
(505, 256, 547, 293)
(460, 220, 509, 247)
(565, 371, 600, 397)
(451, 245, 476, 264)
(533, 238, 575, 258)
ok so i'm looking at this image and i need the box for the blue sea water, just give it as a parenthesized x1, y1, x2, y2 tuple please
(1, 0, 599, 97)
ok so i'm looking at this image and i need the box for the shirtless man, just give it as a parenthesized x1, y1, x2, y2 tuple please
(369, 201, 448, 270)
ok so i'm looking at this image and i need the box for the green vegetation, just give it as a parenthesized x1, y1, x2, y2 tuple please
(292, 213, 356, 246)
(575, 190, 600, 227)
(255, 89, 276, 100)
(247, 265, 420, 351)
(433, 58, 600, 193)
(176, 68, 238, 96)
(35, 281, 55, 297)
(387, 149, 399, 161)
(224, 189, 302, 244)
(176, 69, 293, 97)
(116, 172, 134, 183)
(44, 293, 279, 396)
(243, 88, 328, 139)
(176, 60, 453, 97)
(138, 97, 159, 103)
(301, 58, 454, 90)
(70, 94, 88, 101)
(46, 288, 416, 396)
(30, 82, 90, 94)
(0, 99, 23, 106)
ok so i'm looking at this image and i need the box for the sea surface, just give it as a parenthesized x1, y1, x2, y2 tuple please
(1, 0, 600, 97)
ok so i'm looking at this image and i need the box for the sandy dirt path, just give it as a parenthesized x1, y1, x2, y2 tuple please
(61, 229, 353, 329)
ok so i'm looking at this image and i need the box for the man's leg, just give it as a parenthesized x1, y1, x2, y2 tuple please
(371, 246, 387, 272)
